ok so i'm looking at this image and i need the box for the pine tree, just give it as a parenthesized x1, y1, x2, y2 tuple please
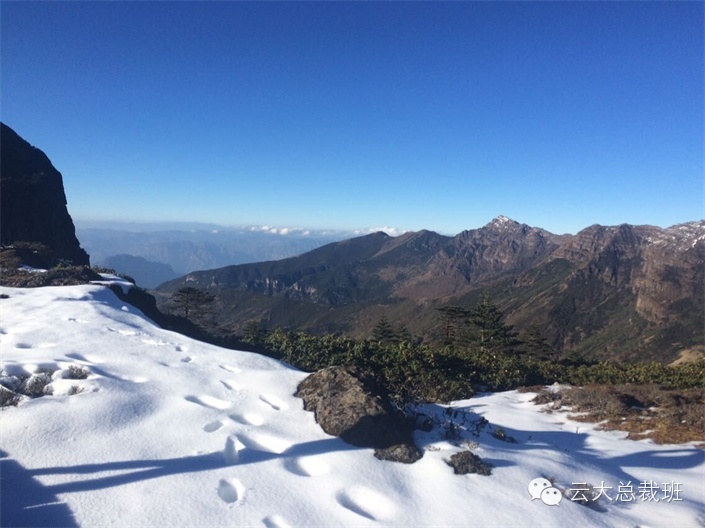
(436, 305, 470, 347)
(468, 293, 518, 354)
(394, 324, 413, 345)
(371, 315, 396, 344)
(242, 319, 268, 346)
(522, 324, 556, 360)
(170, 286, 215, 324)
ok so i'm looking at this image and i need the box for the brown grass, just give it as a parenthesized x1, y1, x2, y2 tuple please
(528, 384, 705, 447)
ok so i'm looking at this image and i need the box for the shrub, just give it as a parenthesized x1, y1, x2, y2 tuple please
(447, 451, 493, 475)
(22, 373, 53, 397)
(0, 386, 21, 408)
(67, 365, 89, 380)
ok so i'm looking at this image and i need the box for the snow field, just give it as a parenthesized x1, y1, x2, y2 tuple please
(1, 283, 703, 527)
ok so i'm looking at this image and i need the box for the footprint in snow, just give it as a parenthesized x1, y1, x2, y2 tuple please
(258, 394, 288, 411)
(228, 412, 265, 426)
(262, 515, 292, 528)
(220, 380, 241, 391)
(283, 456, 330, 477)
(336, 487, 397, 521)
(14, 342, 34, 349)
(219, 364, 242, 374)
(184, 395, 232, 410)
(217, 478, 246, 505)
(223, 435, 242, 465)
(236, 431, 292, 455)
(123, 376, 149, 384)
(180, 356, 194, 363)
(203, 420, 224, 433)
(65, 352, 92, 363)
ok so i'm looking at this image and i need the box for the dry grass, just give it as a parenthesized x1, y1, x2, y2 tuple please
(529, 384, 705, 447)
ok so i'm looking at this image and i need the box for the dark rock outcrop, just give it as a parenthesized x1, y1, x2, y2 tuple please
(1, 123, 89, 266)
(447, 451, 493, 476)
(295, 366, 422, 463)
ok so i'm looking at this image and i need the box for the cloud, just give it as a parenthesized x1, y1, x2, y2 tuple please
(352, 226, 406, 237)
(244, 224, 406, 238)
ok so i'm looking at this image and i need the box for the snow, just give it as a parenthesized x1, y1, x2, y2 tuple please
(1, 282, 703, 527)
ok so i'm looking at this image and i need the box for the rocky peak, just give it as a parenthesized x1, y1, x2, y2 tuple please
(486, 215, 518, 229)
(0, 123, 89, 266)
(437, 218, 560, 284)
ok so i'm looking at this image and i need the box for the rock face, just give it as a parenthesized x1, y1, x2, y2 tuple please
(295, 366, 422, 463)
(0, 123, 89, 266)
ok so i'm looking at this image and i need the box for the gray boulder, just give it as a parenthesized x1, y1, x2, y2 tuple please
(295, 366, 422, 463)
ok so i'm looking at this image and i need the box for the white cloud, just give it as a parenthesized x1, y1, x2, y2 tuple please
(352, 226, 406, 237)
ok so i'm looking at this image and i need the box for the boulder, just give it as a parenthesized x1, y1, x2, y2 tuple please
(296, 366, 422, 463)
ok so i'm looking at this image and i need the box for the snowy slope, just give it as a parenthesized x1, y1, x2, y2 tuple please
(1, 282, 703, 527)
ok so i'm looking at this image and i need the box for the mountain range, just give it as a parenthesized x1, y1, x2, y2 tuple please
(158, 216, 705, 364)
(76, 223, 361, 286)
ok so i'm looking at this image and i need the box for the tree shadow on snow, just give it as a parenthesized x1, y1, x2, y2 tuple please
(0, 450, 79, 528)
(25, 438, 358, 495)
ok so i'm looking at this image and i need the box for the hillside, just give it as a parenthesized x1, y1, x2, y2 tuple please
(158, 217, 705, 363)
(2, 281, 703, 527)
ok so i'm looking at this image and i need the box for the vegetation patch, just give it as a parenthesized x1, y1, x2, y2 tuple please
(447, 451, 493, 476)
(0, 364, 90, 407)
(530, 384, 705, 446)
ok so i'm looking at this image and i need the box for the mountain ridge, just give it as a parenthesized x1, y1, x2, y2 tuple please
(158, 216, 705, 363)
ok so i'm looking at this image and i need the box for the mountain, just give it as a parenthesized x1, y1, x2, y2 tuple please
(0, 123, 89, 265)
(158, 217, 705, 363)
(99, 254, 179, 289)
(76, 223, 354, 276)
(2, 281, 703, 526)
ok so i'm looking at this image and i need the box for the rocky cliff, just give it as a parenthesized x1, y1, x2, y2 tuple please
(1, 123, 89, 266)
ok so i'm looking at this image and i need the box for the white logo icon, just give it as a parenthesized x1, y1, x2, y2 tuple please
(528, 478, 563, 506)
(528, 478, 552, 500)
(540, 486, 563, 506)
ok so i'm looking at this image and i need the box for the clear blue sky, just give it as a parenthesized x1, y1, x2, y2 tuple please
(2, 1, 703, 235)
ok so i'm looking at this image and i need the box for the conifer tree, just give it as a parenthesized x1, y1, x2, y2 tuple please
(371, 315, 396, 344)
(394, 324, 413, 345)
(437, 305, 470, 347)
(242, 319, 268, 346)
(522, 324, 556, 360)
(468, 293, 518, 354)
(171, 286, 215, 324)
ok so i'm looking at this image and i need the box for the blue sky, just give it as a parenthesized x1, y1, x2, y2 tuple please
(2, 1, 702, 235)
